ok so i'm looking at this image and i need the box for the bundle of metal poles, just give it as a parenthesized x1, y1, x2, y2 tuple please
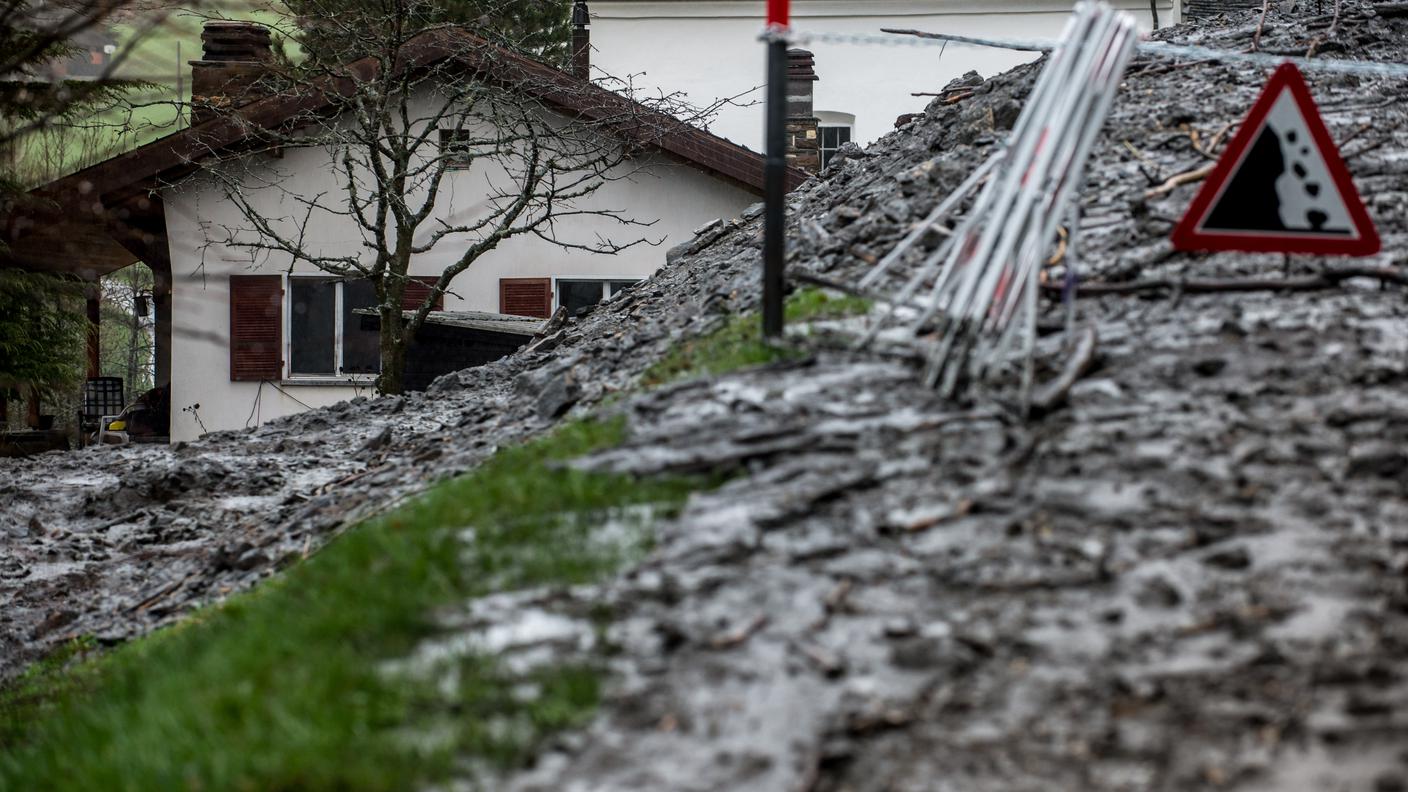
(857, 1, 1137, 403)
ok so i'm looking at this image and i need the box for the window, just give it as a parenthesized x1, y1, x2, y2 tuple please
(819, 125, 852, 168)
(288, 277, 381, 378)
(230, 275, 441, 382)
(556, 279, 639, 317)
(438, 128, 479, 170)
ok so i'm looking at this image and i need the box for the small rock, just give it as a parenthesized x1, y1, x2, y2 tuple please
(882, 618, 918, 638)
(1203, 545, 1252, 571)
(1348, 442, 1408, 478)
(360, 426, 392, 454)
(828, 205, 864, 226)
(827, 142, 868, 169)
(1192, 357, 1227, 377)
(665, 240, 693, 265)
(1135, 576, 1183, 608)
(537, 372, 581, 419)
(32, 609, 78, 639)
(1374, 773, 1406, 792)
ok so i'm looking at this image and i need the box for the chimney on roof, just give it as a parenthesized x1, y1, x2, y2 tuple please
(785, 49, 820, 173)
(571, 0, 590, 80)
(189, 21, 274, 125)
(568, 0, 591, 78)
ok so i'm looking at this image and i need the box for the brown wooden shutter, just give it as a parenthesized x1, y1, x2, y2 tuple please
(229, 275, 283, 381)
(401, 276, 445, 311)
(499, 278, 552, 318)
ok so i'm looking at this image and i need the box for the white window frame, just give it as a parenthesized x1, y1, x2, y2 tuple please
(282, 274, 378, 384)
(552, 277, 641, 315)
(815, 111, 856, 169)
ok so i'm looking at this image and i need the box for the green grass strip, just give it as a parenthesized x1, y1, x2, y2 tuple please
(641, 287, 870, 387)
(0, 418, 701, 792)
(0, 287, 867, 791)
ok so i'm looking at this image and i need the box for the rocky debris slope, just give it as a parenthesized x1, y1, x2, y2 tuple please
(3, 3, 1408, 789)
(0, 218, 772, 676)
(477, 4, 1408, 790)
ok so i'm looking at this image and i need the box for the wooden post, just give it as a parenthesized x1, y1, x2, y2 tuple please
(26, 385, 40, 429)
(153, 269, 172, 386)
(86, 284, 101, 379)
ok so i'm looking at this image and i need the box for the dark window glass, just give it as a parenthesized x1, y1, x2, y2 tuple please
(341, 279, 381, 374)
(558, 280, 606, 317)
(439, 128, 476, 169)
(819, 125, 853, 168)
(290, 278, 336, 375)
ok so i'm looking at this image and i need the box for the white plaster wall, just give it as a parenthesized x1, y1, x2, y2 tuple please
(590, 0, 1181, 151)
(163, 108, 757, 441)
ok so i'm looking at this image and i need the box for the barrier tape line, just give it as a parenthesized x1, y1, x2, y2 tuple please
(759, 27, 1408, 80)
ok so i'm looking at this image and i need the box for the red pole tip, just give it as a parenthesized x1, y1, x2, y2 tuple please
(766, 0, 789, 28)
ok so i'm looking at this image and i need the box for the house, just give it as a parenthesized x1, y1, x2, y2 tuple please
(2, 20, 805, 443)
(588, 0, 1184, 165)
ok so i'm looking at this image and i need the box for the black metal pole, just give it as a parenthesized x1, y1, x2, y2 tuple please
(763, 38, 787, 339)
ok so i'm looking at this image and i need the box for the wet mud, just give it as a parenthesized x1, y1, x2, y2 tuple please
(5, 4, 1408, 790)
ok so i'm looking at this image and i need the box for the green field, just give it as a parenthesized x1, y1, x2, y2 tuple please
(17, 1, 297, 185)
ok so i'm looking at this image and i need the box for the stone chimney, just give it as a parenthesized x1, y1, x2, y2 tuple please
(571, 0, 590, 80)
(189, 21, 274, 125)
(785, 49, 820, 173)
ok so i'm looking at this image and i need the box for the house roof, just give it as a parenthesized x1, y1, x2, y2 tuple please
(1, 26, 807, 277)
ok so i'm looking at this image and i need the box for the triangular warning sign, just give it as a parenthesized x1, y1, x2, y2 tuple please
(1171, 63, 1380, 256)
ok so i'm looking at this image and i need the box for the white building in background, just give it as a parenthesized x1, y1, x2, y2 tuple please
(11, 21, 797, 443)
(591, 0, 1182, 160)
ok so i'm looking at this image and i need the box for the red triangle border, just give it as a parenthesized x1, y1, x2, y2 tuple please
(1170, 63, 1380, 257)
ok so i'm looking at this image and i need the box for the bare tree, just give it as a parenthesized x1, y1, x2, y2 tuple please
(197, 0, 742, 394)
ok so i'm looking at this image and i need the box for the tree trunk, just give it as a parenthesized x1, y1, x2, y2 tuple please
(378, 302, 408, 395)
(377, 245, 413, 396)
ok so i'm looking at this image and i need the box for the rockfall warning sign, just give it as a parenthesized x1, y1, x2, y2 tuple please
(1171, 63, 1380, 256)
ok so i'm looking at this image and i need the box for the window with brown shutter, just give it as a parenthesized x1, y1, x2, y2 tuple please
(499, 277, 552, 318)
(229, 275, 283, 381)
(402, 276, 445, 311)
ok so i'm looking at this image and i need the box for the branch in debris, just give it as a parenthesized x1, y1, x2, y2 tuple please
(1030, 324, 1098, 415)
(1144, 163, 1215, 199)
(1253, 0, 1272, 52)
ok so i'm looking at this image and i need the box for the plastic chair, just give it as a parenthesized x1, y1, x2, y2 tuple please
(78, 377, 124, 447)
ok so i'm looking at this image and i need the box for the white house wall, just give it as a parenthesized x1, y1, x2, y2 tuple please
(590, 0, 1181, 151)
(163, 101, 758, 442)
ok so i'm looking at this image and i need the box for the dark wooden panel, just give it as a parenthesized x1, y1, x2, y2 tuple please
(229, 275, 282, 381)
(499, 277, 552, 318)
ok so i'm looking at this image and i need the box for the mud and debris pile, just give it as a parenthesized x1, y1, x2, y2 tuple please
(5, 3, 1408, 790)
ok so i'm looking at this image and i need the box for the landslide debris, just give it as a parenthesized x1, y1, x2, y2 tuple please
(3, 4, 1408, 791)
(487, 4, 1408, 790)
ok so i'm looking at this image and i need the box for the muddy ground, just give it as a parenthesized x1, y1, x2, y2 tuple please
(5, 3, 1408, 790)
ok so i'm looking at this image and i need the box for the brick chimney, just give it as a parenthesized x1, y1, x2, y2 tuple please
(571, 0, 590, 80)
(189, 21, 274, 125)
(785, 49, 820, 173)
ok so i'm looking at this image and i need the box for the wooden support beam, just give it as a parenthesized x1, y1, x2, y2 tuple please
(153, 275, 172, 387)
(86, 284, 101, 379)
(26, 385, 40, 429)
